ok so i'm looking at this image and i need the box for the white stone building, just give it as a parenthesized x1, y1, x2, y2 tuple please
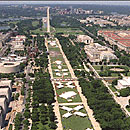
(0, 54, 26, 73)
(77, 35, 94, 44)
(84, 43, 117, 62)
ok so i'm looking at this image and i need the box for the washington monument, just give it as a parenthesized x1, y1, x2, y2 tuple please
(47, 7, 50, 33)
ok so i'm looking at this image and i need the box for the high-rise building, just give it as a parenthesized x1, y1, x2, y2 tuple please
(47, 7, 50, 33)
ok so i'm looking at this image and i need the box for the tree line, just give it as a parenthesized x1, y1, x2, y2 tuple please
(79, 78, 130, 130)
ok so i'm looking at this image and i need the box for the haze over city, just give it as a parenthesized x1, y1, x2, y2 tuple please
(0, 1, 130, 130)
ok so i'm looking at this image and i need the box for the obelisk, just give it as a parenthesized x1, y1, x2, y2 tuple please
(47, 7, 50, 33)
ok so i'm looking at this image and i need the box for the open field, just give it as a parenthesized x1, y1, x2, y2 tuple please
(56, 87, 81, 103)
(7, 21, 19, 25)
(93, 65, 130, 70)
(31, 28, 44, 35)
(32, 20, 39, 26)
(54, 27, 84, 35)
(60, 106, 92, 130)
(93, 65, 130, 77)
(109, 85, 117, 92)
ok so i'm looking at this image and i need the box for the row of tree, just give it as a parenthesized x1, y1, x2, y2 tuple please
(79, 78, 130, 130)
(31, 35, 57, 129)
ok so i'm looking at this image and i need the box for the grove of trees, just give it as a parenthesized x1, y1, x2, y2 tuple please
(79, 78, 130, 130)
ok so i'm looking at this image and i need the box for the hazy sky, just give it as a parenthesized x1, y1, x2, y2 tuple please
(0, 1, 130, 6)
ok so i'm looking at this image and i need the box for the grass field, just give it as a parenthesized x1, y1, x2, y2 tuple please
(54, 27, 84, 35)
(32, 20, 39, 26)
(8, 21, 19, 25)
(56, 87, 81, 103)
(48, 46, 61, 52)
(60, 107, 92, 130)
(109, 85, 117, 92)
(93, 65, 130, 70)
(93, 65, 129, 77)
(31, 28, 44, 35)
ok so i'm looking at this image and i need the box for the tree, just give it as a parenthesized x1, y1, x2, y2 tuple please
(120, 88, 130, 97)
(39, 114, 47, 125)
(112, 79, 118, 86)
(23, 119, 30, 127)
(49, 122, 57, 129)
(100, 66, 103, 71)
(24, 110, 31, 119)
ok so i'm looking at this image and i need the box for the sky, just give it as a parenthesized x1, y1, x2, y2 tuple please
(0, 1, 130, 6)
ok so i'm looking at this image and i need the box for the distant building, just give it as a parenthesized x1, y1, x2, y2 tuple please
(0, 32, 12, 48)
(77, 35, 94, 44)
(0, 54, 26, 73)
(116, 77, 130, 89)
(84, 43, 117, 62)
(86, 17, 116, 27)
(98, 30, 130, 53)
(10, 35, 26, 51)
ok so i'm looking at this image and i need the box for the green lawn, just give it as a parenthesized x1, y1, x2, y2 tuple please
(54, 27, 84, 35)
(93, 65, 101, 70)
(32, 20, 39, 26)
(126, 107, 130, 112)
(51, 64, 68, 70)
(8, 21, 19, 25)
(127, 72, 130, 76)
(60, 108, 92, 130)
(93, 65, 128, 77)
(48, 46, 61, 52)
(56, 87, 81, 103)
(50, 56, 65, 62)
(109, 85, 117, 92)
(31, 28, 44, 35)
(93, 65, 130, 70)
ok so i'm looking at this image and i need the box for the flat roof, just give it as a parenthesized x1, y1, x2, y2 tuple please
(98, 30, 130, 47)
